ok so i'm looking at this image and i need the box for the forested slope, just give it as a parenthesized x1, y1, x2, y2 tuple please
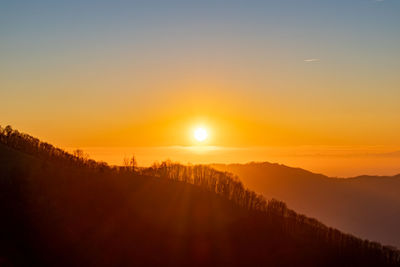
(1, 125, 399, 266)
(212, 162, 400, 247)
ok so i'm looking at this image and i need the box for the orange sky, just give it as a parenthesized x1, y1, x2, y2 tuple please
(1, 1, 400, 176)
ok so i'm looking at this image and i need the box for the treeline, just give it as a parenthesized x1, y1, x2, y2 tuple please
(142, 161, 400, 264)
(0, 125, 111, 171)
(1, 124, 399, 265)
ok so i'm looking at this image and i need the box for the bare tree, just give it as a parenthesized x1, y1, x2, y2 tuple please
(123, 155, 137, 173)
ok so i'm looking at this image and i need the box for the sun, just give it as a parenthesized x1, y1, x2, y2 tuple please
(194, 127, 208, 142)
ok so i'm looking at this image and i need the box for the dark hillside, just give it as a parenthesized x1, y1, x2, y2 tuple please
(212, 162, 400, 247)
(1, 126, 399, 266)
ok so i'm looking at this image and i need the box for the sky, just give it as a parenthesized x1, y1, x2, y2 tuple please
(1, 0, 400, 176)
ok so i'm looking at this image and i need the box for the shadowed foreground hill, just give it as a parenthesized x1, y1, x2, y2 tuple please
(1, 126, 400, 266)
(212, 162, 400, 248)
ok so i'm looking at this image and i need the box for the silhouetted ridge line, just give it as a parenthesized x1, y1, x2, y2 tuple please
(212, 162, 400, 248)
(1, 124, 400, 266)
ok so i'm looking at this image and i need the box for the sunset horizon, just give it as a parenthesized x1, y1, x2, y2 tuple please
(1, 0, 400, 266)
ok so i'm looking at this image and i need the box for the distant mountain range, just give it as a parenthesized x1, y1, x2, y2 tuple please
(212, 162, 400, 248)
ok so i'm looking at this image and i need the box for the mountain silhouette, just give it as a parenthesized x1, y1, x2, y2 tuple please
(1, 125, 399, 266)
(212, 162, 400, 248)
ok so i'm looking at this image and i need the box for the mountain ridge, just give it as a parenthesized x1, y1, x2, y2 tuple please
(211, 162, 400, 248)
(1, 125, 399, 266)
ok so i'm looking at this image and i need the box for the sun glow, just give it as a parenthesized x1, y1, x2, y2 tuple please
(194, 127, 208, 142)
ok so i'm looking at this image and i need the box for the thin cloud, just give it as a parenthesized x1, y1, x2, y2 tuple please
(304, 58, 320, 62)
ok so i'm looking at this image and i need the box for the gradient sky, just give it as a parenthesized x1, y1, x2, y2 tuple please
(1, 0, 400, 175)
